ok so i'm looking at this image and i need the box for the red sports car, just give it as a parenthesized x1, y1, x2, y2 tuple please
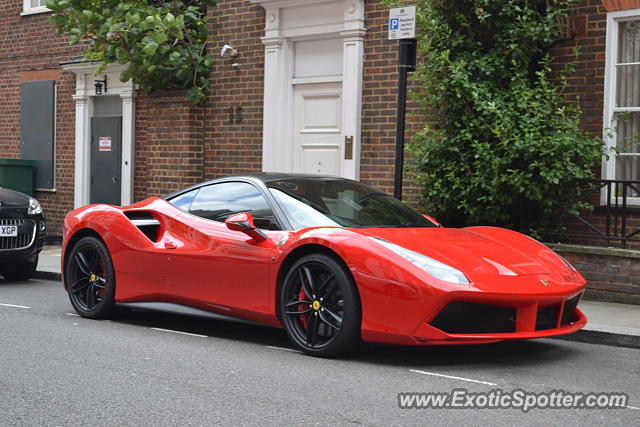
(62, 173, 586, 356)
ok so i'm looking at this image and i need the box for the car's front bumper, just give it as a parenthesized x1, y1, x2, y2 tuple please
(0, 215, 45, 262)
(358, 274, 587, 346)
(413, 310, 587, 345)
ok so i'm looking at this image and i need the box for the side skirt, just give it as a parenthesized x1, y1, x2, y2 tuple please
(118, 301, 274, 328)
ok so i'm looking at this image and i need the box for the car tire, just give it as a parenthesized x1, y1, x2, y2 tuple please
(0, 255, 38, 281)
(280, 253, 361, 357)
(65, 236, 116, 319)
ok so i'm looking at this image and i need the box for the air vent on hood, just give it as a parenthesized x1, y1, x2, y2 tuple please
(124, 211, 160, 242)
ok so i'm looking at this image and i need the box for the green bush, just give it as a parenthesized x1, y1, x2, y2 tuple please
(47, 0, 216, 105)
(408, 0, 604, 234)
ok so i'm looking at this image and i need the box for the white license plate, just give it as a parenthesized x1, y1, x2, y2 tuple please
(0, 225, 18, 237)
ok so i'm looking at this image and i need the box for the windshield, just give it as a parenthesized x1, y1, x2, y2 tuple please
(267, 178, 436, 230)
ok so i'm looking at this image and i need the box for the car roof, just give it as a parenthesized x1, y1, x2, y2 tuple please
(226, 172, 345, 183)
(163, 173, 353, 199)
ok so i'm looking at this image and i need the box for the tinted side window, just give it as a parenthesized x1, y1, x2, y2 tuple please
(189, 182, 279, 230)
(168, 189, 199, 212)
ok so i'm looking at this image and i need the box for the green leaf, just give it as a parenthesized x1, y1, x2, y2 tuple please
(47, 0, 214, 105)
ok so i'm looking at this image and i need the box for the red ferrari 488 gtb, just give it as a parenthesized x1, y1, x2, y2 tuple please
(62, 174, 586, 356)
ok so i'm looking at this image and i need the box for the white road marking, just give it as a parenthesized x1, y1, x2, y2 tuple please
(0, 302, 31, 309)
(409, 369, 497, 386)
(265, 345, 300, 353)
(65, 312, 80, 317)
(150, 327, 207, 338)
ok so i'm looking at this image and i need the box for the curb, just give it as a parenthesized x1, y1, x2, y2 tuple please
(550, 329, 640, 350)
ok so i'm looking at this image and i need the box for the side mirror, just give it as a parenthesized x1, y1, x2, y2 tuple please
(225, 212, 267, 242)
(422, 214, 442, 227)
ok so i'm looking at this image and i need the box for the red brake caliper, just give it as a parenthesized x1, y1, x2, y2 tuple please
(299, 286, 308, 329)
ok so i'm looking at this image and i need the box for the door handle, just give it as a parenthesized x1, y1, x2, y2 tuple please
(113, 177, 117, 184)
(165, 241, 177, 249)
(344, 136, 354, 160)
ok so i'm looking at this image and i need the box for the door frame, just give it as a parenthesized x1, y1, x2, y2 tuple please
(252, 0, 366, 180)
(62, 61, 136, 208)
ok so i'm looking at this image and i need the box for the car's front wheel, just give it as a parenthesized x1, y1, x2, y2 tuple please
(65, 236, 115, 319)
(280, 253, 361, 357)
(0, 255, 38, 281)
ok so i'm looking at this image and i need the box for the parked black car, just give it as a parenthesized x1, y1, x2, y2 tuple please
(0, 187, 45, 280)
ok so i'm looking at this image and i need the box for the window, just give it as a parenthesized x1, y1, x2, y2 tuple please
(189, 182, 279, 230)
(23, 0, 49, 15)
(267, 178, 436, 230)
(604, 11, 640, 200)
(20, 80, 55, 189)
(168, 189, 198, 212)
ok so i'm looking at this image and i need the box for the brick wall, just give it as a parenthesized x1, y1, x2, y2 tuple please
(1, 0, 635, 244)
(550, 244, 640, 304)
(204, 1, 265, 180)
(134, 91, 205, 200)
(547, 0, 640, 249)
(550, 0, 607, 135)
(0, 2, 84, 236)
(361, 0, 422, 204)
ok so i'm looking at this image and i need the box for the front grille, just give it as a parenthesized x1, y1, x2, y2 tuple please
(536, 304, 561, 330)
(561, 293, 582, 325)
(0, 219, 35, 250)
(430, 301, 517, 334)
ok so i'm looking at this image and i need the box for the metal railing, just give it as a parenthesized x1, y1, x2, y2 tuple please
(546, 179, 640, 248)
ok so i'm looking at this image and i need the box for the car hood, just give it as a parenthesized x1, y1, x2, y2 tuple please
(350, 227, 554, 277)
(0, 187, 30, 208)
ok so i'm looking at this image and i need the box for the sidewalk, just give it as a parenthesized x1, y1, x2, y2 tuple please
(35, 245, 640, 348)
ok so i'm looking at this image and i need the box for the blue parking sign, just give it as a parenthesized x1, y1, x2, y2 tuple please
(388, 6, 416, 40)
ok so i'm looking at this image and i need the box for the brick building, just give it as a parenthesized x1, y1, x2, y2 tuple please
(1, 1, 639, 300)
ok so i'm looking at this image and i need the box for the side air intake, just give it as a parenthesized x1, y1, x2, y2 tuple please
(124, 211, 161, 242)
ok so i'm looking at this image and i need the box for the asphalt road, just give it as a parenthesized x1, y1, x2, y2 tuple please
(1, 278, 638, 426)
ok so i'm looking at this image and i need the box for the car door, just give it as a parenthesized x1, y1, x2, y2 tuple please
(164, 181, 279, 317)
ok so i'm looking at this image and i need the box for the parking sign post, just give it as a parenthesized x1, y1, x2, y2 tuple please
(389, 6, 417, 200)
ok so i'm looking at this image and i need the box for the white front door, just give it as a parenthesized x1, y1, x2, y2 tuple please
(293, 82, 343, 176)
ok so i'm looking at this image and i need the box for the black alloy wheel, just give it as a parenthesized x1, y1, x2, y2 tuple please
(281, 253, 361, 357)
(65, 236, 115, 319)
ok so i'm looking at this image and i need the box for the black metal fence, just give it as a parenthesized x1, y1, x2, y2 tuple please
(545, 179, 640, 248)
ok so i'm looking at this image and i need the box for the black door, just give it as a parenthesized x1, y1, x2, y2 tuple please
(90, 116, 122, 205)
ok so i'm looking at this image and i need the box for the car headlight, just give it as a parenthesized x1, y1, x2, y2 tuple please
(28, 197, 42, 215)
(369, 237, 470, 284)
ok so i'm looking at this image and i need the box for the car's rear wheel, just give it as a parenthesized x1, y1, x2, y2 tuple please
(0, 255, 38, 281)
(65, 236, 115, 319)
(280, 253, 361, 357)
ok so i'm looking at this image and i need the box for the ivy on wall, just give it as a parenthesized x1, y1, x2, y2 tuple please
(400, 0, 605, 234)
(47, 0, 217, 105)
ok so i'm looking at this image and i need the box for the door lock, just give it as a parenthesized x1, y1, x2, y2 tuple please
(344, 135, 354, 160)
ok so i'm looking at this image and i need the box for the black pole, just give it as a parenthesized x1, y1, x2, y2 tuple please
(393, 38, 417, 201)
(393, 65, 409, 200)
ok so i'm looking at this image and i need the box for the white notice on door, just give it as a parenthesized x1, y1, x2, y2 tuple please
(99, 137, 112, 152)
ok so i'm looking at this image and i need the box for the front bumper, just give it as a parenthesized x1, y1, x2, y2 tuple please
(0, 216, 45, 262)
(410, 291, 586, 345)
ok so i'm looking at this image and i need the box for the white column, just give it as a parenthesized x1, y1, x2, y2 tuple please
(341, 0, 366, 180)
(261, 36, 286, 172)
(261, 8, 291, 173)
(72, 91, 91, 208)
(120, 89, 136, 205)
